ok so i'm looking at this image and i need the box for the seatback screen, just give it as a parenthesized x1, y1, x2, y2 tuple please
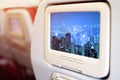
(10, 18, 22, 34)
(50, 12, 100, 59)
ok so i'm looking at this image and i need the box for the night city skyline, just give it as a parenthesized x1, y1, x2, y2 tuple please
(50, 12, 100, 58)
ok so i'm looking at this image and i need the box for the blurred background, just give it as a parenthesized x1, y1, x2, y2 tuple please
(0, 7, 37, 80)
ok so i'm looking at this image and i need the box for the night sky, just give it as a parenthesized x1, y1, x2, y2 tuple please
(51, 12, 100, 27)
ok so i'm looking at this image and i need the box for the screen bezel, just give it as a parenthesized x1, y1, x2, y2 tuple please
(45, 2, 110, 78)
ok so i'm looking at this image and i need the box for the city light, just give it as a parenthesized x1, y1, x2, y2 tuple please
(50, 12, 100, 58)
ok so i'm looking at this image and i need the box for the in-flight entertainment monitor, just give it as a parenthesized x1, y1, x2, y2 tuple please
(6, 10, 26, 39)
(45, 2, 110, 78)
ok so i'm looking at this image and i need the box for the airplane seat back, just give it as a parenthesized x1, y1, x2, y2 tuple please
(5, 9, 32, 69)
(0, 10, 13, 59)
(31, 0, 120, 80)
